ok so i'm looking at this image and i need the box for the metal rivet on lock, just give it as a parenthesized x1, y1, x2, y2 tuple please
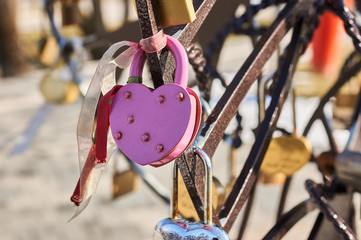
(127, 115, 134, 124)
(123, 91, 131, 99)
(157, 95, 165, 104)
(141, 133, 150, 142)
(156, 144, 164, 153)
(176, 92, 184, 102)
(114, 131, 122, 140)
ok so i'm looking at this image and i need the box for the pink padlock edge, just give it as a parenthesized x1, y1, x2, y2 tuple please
(149, 88, 202, 167)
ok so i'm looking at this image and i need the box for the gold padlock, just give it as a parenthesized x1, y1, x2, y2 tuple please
(39, 36, 60, 67)
(39, 66, 80, 105)
(261, 88, 312, 178)
(333, 78, 360, 129)
(259, 172, 287, 185)
(112, 169, 139, 199)
(155, 0, 196, 27)
(178, 170, 218, 221)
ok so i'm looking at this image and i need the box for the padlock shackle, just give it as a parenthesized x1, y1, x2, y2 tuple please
(129, 49, 146, 78)
(129, 35, 189, 89)
(172, 147, 213, 225)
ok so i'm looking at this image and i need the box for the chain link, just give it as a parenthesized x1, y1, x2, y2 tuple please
(328, 0, 361, 53)
(298, 0, 326, 54)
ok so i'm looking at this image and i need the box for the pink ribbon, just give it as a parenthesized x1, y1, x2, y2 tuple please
(113, 30, 167, 68)
(70, 30, 167, 220)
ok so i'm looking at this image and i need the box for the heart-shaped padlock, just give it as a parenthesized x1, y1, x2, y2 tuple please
(153, 147, 230, 240)
(96, 35, 201, 167)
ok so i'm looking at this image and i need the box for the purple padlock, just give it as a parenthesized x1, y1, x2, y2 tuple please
(107, 35, 201, 167)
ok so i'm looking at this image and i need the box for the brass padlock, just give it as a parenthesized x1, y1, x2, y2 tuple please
(259, 172, 287, 185)
(39, 36, 60, 67)
(333, 78, 360, 129)
(155, 0, 196, 27)
(261, 88, 312, 178)
(39, 65, 80, 104)
(154, 147, 229, 239)
(112, 169, 139, 199)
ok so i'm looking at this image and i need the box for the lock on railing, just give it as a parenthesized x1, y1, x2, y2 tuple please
(154, 0, 196, 27)
(39, 67, 80, 105)
(153, 147, 230, 240)
(260, 86, 312, 182)
(96, 34, 202, 167)
(112, 156, 140, 200)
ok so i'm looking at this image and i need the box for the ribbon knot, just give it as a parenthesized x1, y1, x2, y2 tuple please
(114, 30, 167, 68)
(139, 30, 167, 53)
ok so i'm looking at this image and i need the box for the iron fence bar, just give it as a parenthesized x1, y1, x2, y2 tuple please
(305, 180, 357, 239)
(303, 51, 361, 138)
(262, 199, 317, 240)
(177, 0, 304, 232)
(135, 0, 164, 88)
(276, 177, 292, 221)
(220, 12, 305, 232)
(161, 0, 218, 84)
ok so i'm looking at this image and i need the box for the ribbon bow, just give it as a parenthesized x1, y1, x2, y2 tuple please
(70, 31, 167, 220)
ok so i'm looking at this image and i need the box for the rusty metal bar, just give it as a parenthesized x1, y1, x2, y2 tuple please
(303, 51, 361, 138)
(136, 0, 218, 83)
(164, 0, 222, 225)
(305, 180, 357, 240)
(276, 177, 292, 221)
(263, 180, 356, 239)
(177, 0, 302, 232)
(319, 111, 339, 153)
(135, 0, 164, 88)
(161, 0, 218, 83)
(307, 212, 324, 240)
(195, 0, 296, 161)
(219, 12, 304, 232)
(237, 181, 258, 240)
(133, 0, 222, 225)
(262, 199, 317, 240)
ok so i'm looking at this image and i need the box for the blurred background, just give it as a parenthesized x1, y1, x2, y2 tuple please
(0, 0, 360, 239)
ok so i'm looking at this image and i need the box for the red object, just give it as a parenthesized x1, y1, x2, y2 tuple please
(70, 145, 97, 206)
(312, 0, 354, 75)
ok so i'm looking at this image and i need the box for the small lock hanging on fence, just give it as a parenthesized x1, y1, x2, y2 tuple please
(39, 65, 80, 105)
(95, 34, 202, 167)
(112, 157, 140, 200)
(154, 0, 196, 27)
(153, 147, 230, 240)
(70, 32, 201, 217)
(261, 87, 312, 180)
(39, 36, 60, 67)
